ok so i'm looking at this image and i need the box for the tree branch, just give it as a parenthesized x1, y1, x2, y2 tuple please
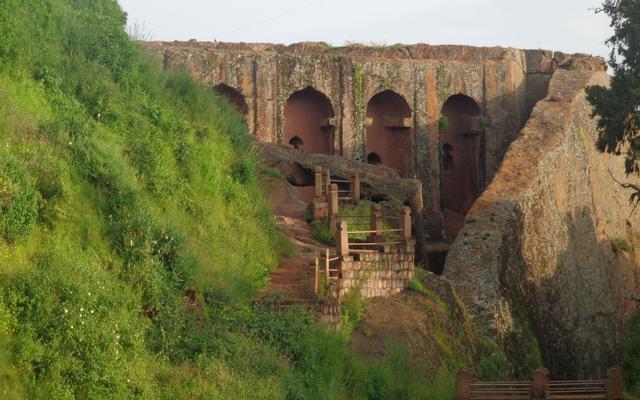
(608, 169, 640, 216)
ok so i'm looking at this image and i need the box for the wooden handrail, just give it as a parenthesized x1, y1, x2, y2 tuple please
(348, 229, 402, 235)
(350, 241, 402, 246)
(455, 367, 624, 400)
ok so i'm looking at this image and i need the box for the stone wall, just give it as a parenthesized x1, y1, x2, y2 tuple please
(444, 69, 640, 378)
(141, 40, 605, 238)
(339, 241, 415, 299)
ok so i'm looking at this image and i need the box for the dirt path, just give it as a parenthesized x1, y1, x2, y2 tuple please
(258, 176, 326, 305)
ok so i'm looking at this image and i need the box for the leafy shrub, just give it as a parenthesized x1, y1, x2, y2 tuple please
(476, 339, 509, 380)
(341, 289, 367, 334)
(612, 236, 633, 254)
(311, 220, 335, 245)
(0, 156, 40, 241)
(622, 313, 640, 396)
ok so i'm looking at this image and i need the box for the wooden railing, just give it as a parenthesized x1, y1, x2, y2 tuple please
(314, 248, 341, 296)
(337, 206, 412, 254)
(314, 167, 360, 204)
(313, 205, 413, 296)
(455, 367, 624, 400)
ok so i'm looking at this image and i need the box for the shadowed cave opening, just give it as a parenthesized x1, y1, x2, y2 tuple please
(284, 86, 335, 155)
(289, 135, 304, 150)
(214, 83, 248, 116)
(366, 152, 382, 165)
(441, 93, 482, 238)
(365, 90, 412, 178)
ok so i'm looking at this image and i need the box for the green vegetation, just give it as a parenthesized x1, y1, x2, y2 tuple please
(439, 115, 449, 133)
(586, 0, 640, 205)
(0, 0, 469, 398)
(504, 320, 543, 379)
(262, 167, 284, 179)
(341, 289, 367, 335)
(476, 339, 509, 381)
(311, 220, 335, 245)
(622, 313, 640, 396)
(408, 271, 449, 313)
(612, 236, 633, 253)
(353, 64, 366, 160)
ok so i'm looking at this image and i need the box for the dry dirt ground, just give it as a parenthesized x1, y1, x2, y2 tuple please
(258, 175, 325, 304)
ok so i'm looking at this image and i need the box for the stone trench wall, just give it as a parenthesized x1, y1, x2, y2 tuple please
(443, 69, 640, 378)
(317, 241, 416, 325)
(142, 40, 605, 237)
(339, 241, 416, 299)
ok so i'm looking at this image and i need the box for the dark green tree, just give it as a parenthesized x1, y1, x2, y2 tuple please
(587, 0, 640, 179)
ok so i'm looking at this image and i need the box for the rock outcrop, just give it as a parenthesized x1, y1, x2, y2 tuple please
(444, 69, 640, 378)
(257, 141, 423, 209)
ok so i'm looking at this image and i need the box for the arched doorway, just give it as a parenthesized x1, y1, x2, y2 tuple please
(214, 84, 248, 116)
(284, 87, 335, 155)
(440, 94, 482, 237)
(365, 90, 412, 177)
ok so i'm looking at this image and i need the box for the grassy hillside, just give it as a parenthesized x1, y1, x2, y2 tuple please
(0, 1, 471, 398)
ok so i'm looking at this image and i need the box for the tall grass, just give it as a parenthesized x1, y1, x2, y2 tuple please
(0, 0, 467, 398)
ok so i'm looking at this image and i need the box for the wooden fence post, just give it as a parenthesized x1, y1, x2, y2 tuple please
(370, 203, 383, 242)
(531, 367, 548, 400)
(323, 168, 331, 197)
(351, 173, 360, 203)
(329, 183, 339, 234)
(314, 166, 323, 198)
(314, 257, 319, 295)
(606, 366, 624, 400)
(455, 369, 475, 400)
(336, 221, 349, 257)
(325, 248, 330, 284)
(401, 206, 412, 241)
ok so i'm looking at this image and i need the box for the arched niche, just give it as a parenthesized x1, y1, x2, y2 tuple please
(365, 90, 412, 177)
(440, 93, 482, 237)
(366, 152, 382, 165)
(214, 84, 249, 116)
(284, 86, 335, 154)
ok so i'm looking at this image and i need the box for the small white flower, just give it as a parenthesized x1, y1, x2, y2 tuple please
(64, 308, 68, 314)
(130, 240, 133, 247)
(80, 307, 84, 312)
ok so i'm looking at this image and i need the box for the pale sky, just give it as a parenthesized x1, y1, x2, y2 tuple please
(118, 0, 613, 60)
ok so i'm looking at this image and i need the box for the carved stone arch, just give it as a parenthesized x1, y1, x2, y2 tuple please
(284, 86, 335, 155)
(214, 83, 248, 116)
(440, 93, 482, 237)
(365, 89, 413, 177)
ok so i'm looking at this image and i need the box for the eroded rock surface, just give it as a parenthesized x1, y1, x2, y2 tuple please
(444, 69, 640, 378)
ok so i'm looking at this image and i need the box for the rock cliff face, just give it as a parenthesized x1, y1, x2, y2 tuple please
(141, 40, 605, 238)
(444, 70, 640, 378)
